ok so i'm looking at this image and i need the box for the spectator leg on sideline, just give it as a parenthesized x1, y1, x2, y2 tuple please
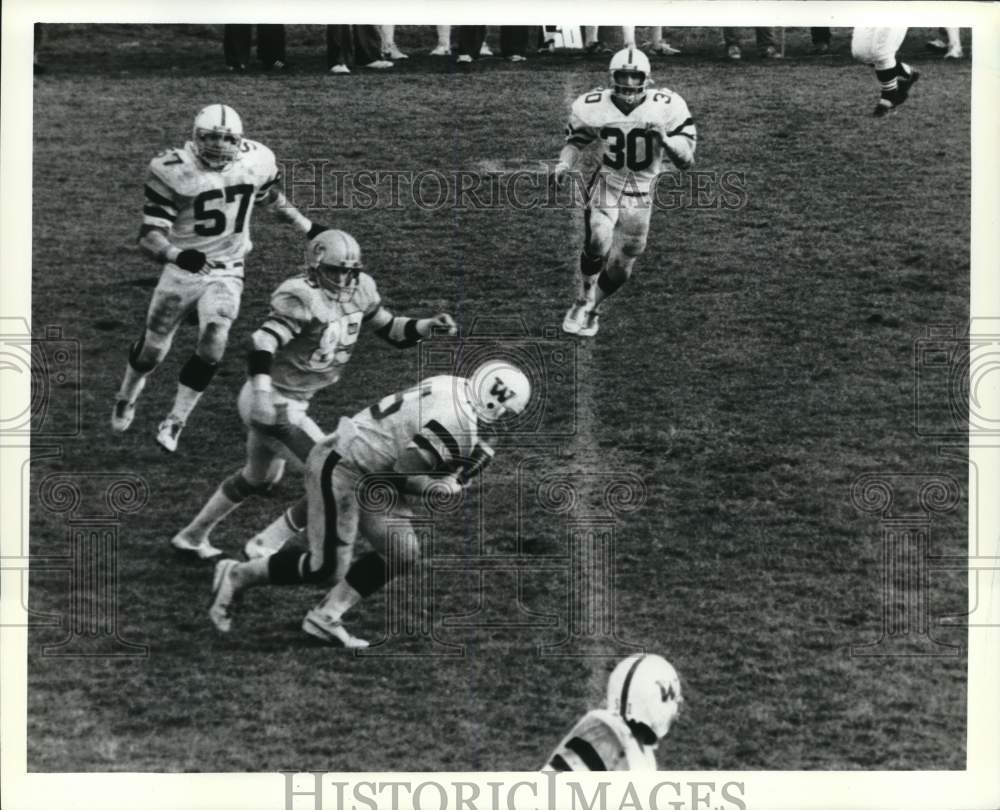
(500, 26, 531, 60)
(224, 24, 252, 70)
(811, 27, 832, 54)
(435, 25, 452, 52)
(622, 26, 636, 47)
(326, 25, 354, 70)
(355, 25, 387, 66)
(257, 24, 286, 68)
(456, 26, 487, 60)
(755, 27, 778, 56)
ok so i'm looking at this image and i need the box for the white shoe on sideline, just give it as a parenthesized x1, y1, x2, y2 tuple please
(302, 609, 369, 648)
(329, 64, 350, 74)
(430, 45, 451, 56)
(362, 60, 394, 70)
(384, 44, 408, 60)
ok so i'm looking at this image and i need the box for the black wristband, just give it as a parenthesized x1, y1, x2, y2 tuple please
(403, 319, 422, 344)
(247, 349, 273, 376)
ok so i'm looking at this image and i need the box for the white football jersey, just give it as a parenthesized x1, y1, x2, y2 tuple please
(566, 87, 696, 194)
(262, 273, 382, 399)
(542, 709, 657, 772)
(142, 139, 279, 268)
(340, 375, 480, 475)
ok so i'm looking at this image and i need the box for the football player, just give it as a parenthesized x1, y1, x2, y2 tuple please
(851, 28, 920, 117)
(169, 229, 458, 560)
(543, 653, 683, 771)
(208, 361, 531, 647)
(111, 104, 327, 452)
(553, 48, 696, 337)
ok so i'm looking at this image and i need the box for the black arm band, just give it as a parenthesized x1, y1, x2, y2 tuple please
(247, 350, 274, 376)
(375, 317, 424, 349)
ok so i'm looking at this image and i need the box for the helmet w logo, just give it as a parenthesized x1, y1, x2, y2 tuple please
(490, 378, 515, 403)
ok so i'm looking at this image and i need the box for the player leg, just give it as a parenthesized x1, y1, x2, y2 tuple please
(563, 198, 616, 334)
(112, 266, 198, 433)
(303, 497, 421, 647)
(157, 276, 242, 452)
(208, 435, 360, 638)
(584, 196, 653, 337)
(851, 28, 915, 116)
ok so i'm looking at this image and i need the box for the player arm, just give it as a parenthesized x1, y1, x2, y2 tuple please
(366, 306, 457, 349)
(256, 176, 330, 240)
(555, 110, 598, 176)
(390, 420, 468, 497)
(654, 112, 697, 171)
(138, 175, 207, 271)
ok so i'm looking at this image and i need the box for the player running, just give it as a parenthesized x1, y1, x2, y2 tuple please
(543, 653, 683, 771)
(851, 28, 920, 117)
(170, 229, 458, 560)
(111, 103, 325, 452)
(553, 48, 696, 337)
(208, 361, 531, 647)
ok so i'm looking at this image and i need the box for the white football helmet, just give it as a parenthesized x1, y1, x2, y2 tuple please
(192, 104, 244, 170)
(305, 230, 363, 302)
(609, 47, 651, 105)
(467, 361, 531, 424)
(606, 653, 683, 746)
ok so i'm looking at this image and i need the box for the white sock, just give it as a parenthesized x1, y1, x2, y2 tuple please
(232, 557, 270, 590)
(381, 24, 394, 46)
(436, 25, 450, 48)
(317, 580, 363, 621)
(170, 383, 202, 422)
(118, 365, 147, 404)
(183, 486, 240, 541)
(255, 508, 302, 552)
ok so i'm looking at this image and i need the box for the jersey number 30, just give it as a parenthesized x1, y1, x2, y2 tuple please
(600, 127, 654, 172)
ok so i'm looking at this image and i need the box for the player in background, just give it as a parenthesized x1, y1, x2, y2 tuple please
(543, 653, 683, 771)
(111, 104, 328, 452)
(553, 48, 696, 338)
(169, 229, 458, 560)
(209, 361, 531, 647)
(851, 28, 920, 117)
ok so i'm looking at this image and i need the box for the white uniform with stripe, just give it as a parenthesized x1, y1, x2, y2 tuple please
(304, 375, 480, 576)
(851, 28, 908, 71)
(542, 709, 656, 772)
(235, 272, 382, 483)
(566, 86, 696, 256)
(141, 139, 279, 338)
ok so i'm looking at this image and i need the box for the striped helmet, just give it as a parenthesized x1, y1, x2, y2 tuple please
(609, 47, 651, 104)
(192, 104, 244, 170)
(606, 653, 682, 745)
(305, 229, 363, 302)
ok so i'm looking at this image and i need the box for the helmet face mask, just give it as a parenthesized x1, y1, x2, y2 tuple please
(609, 48, 651, 106)
(192, 104, 244, 170)
(305, 230, 363, 302)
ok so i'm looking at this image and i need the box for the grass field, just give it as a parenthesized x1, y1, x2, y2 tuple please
(27, 25, 970, 772)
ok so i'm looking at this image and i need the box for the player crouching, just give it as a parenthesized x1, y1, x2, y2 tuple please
(208, 361, 531, 647)
(554, 48, 696, 337)
(543, 653, 683, 771)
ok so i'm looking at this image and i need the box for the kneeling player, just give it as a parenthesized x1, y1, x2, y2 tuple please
(208, 361, 531, 646)
(543, 653, 683, 771)
(554, 48, 696, 337)
(170, 229, 457, 560)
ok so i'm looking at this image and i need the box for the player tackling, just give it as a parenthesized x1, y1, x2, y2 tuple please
(170, 229, 458, 560)
(209, 361, 531, 647)
(554, 48, 696, 337)
(543, 653, 683, 771)
(111, 104, 325, 452)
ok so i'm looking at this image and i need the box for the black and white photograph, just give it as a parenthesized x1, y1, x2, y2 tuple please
(2, 1, 998, 808)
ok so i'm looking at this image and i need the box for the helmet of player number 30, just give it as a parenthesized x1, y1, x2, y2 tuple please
(609, 47, 651, 105)
(468, 361, 532, 424)
(305, 229, 363, 302)
(192, 104, 244, 170)
(606, 653, 683, 746)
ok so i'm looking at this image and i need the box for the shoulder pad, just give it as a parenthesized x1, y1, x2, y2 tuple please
(355, 272, 380, 306)
(239, 139, 278, 177)
(148, 147, 203, 197)
(270, 279, 315, 323)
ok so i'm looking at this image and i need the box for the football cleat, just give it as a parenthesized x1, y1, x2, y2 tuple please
(562, 300, 589, 334)
(171, 531, 223, 561)
(895, 69, 920, 103)
(156, 415, 185, 452)
(578, 308, 600, 337)
(243, 535, 278, 561)
(429, 45, 451, 56)
(302, 609, 370, 648)
(873, 98, 895, 117)
(208, 559, 240, 633)
(110, 399, 137, 433)
(384, 44, 408, 60)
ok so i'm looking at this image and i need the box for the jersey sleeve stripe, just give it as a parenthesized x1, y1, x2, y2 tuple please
(144, 185, 177, 210)
(548, 754, 574, 772)
(412, 434, 445, 467)
(426, 419, 461, 462)
(261, 319, 297, 344)
(666, 118, 696, 138)
(143, 205, 177, 222)
(260, 325, 290, 347)
(565, 737, 608, 771)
